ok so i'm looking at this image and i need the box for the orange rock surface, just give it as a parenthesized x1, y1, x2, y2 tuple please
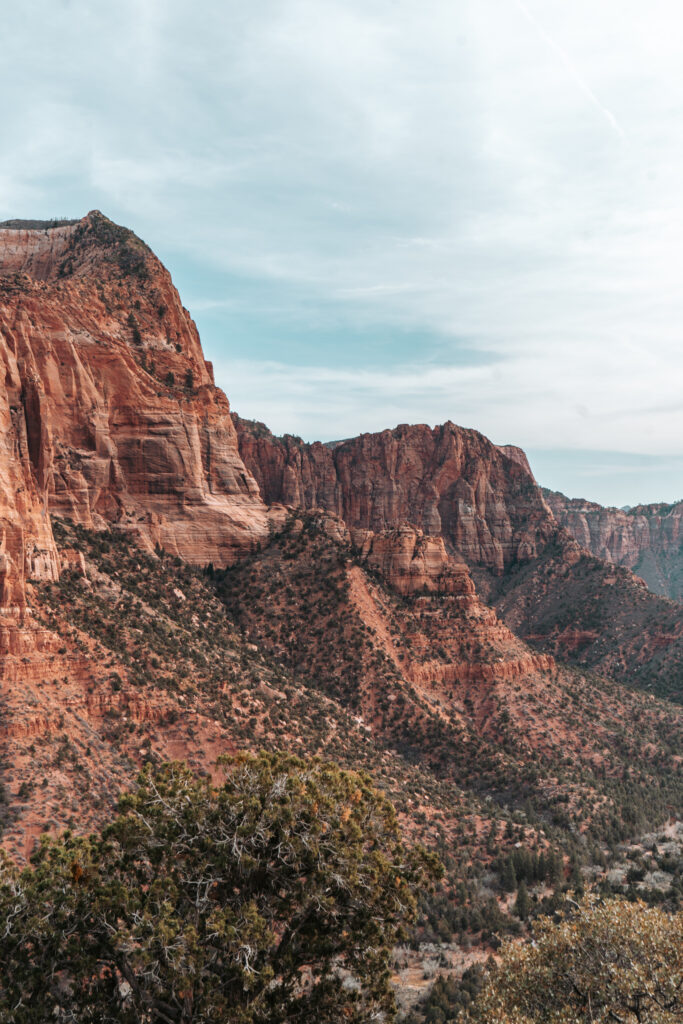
(0, 212, 271, 585)
(352, 524, 477, 598)
(233, 417, 556, 574)
(545, 489, 683, 600)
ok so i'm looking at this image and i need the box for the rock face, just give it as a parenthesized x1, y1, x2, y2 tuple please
(1, 210, 681, 883)
(233, 417, 556, 574)
(545, 490, 683, 600)
(352, 524, 477, 599)
(3, 211, 682, 710)
(0, 213, 271, 585)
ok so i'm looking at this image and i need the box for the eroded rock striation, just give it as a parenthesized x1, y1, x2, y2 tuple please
(0, 211, 681, 873)
(352, 524, 478, 599)
(233, 420, 683, 702)
(545, 489, 683, 601)
(233, 416, 555, 574)
(0, 213, 272, 587)
(3, 210, 683, 733)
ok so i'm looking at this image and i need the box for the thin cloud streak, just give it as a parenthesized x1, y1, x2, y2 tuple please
(218, 354, 683, 462)
(512, 0, 626, 139)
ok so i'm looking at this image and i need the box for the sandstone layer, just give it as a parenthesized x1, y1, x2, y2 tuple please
(3, 211, 682, 720)
(233, 420, 683, 702)
(352, 524, 478, 599)
(545, 489, 683, 601)
(0, 213, 272, 585)
(233, 417, 555, 574)
(0, 213, 681, 882)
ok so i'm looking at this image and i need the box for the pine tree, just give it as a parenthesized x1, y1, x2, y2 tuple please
(502, 857, 517, 893)
(0, 754, 441, 1024)
(514, 879, 530, 921)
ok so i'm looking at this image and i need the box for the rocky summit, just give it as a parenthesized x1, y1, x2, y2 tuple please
(0, 211, 275, 599)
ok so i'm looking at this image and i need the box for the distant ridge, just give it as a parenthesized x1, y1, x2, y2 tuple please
(544, 487, 683, 601)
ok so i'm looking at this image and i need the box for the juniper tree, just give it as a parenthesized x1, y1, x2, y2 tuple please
(0, 752, 439, 1023)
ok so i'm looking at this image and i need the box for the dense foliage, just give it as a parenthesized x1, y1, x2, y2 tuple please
(0, 753, 438, 1023)
(405, 966, 485, 1023)
(466, 896, 683, 1023)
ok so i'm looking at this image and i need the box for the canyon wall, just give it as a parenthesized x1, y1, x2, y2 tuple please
(0, 213, 273, 586)
(232, 416, 557, 575)
(3, 211, 682, 705)
(545, 489, 683, 600)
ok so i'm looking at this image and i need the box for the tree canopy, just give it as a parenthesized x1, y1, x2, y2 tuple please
(0, 752, 439, 1023)
(467, 895, 683, 1024)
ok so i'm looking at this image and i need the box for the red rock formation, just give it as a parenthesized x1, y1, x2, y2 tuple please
(234, 423, 683, 701)
(0, 213, 272, 577)
(2, 211, 680, 713)
(0, 211, 680, 882)
(233, 417, 556, 574)
(0, 344, 59, 612)
(545, 489, 683, 600)
(351, 524, 478, 599)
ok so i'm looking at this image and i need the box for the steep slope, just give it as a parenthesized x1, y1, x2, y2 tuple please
(0, 213, 272, 575)
(215, 510, 681, 843)
(0, 514, 622, 957)
(0, 215, 282, 758)
(487, 541, 683, 703)
(233, 418, 683, 702)
(4, 215, 681, 706)
(545, 489, 683, 601)
(5, 516, 470, 867)
(5, 515, 679, 928)
(0, 212, 680, 965)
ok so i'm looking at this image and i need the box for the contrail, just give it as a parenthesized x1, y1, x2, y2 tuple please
(513, 0, 625, 139)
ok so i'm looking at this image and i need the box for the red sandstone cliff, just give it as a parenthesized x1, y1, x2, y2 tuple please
(544, 489, 683, 600)
(0, 213, 273, 594)
(232, 420, 683, 701)
(352, 524, 478, 598)
(232, 416, 556, 574)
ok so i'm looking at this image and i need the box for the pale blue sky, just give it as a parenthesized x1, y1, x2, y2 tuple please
(3, 0, 683, 506)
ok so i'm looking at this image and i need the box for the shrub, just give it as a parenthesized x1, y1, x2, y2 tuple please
(467, 896, 682, 1023)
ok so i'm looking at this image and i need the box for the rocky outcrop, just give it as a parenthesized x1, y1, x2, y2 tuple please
(0, 213, 272, 579)
(3, 211, 682, 713)
(351, 524, 478, 599)
(545, 489, 683, 600)
(233, 417, 556, 574)
(495, 444, 534, 477)
(0, 339, 59, 613)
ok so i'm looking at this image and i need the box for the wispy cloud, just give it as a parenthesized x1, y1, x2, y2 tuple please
(2, 0, 683, 503)
(512, 0, 626, 139)
(217, 350, 683, 464)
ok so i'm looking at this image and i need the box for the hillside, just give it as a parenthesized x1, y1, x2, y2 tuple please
(214, 510, 681, 841)
(2, 515, 678, 941)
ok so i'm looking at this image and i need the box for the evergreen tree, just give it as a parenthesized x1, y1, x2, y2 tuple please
(0, 754, 440, 1023)
(502, 857, 517, 893)
(514, 880, 530, 921)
